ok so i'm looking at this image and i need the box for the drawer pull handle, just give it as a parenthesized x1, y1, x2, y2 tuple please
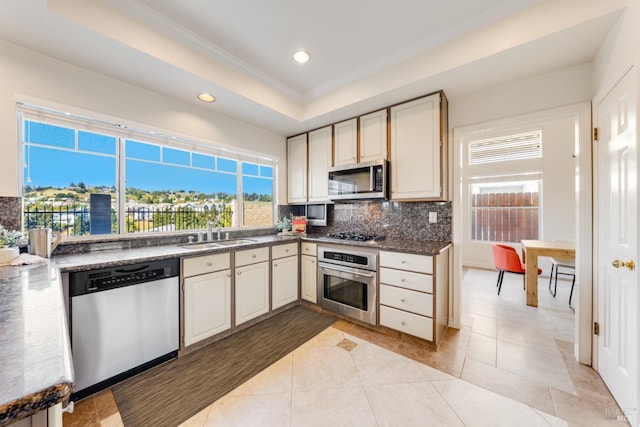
(401, 298, 406, 303)
(401, 260, 407, 264)
(401, 321, 407, 326)
(206, 261, 213, 266)
(401, 278, 406, 282)
(252, 254, 257, 258)
(311, 260, 315, 264)
(237, 271, 242, 276)
(226, 273, 231, 278)
(285, 249, 289, 252)
(274, 263, 278, 267)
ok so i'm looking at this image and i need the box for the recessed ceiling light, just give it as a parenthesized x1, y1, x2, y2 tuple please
(293, 50, 310, 64)
(197, 93, 215, 103)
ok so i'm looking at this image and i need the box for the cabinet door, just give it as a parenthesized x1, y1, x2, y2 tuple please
(360, 109, 387, 162)
(390, 93, 442, 200)
(307, 126, 332, 202)
(334, 118, 357, 166)
(272, 255, 299, 309)
(301, 254, 317, 303)
(235, 261, 270, 325)
(287, 134, 307, 203)
(184, 270, 231, 346)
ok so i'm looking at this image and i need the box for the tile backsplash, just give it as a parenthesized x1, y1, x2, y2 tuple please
(0, 197, 21, 232)
(280, 200, 451, 241)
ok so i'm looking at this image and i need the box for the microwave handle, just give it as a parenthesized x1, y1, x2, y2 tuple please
(369, 166, 374, 191)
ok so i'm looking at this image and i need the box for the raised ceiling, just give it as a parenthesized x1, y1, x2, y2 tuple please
(0, 0, 627, 135)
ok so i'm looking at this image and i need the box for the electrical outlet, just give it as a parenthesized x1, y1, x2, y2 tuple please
(429, 212, 437, 223)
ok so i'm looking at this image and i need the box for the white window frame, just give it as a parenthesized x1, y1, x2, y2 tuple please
(17, 102, 277, 236)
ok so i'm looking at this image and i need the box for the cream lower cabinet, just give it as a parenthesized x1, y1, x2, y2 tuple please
(235, 247, 270, 326)
(379, 247, 449, 346)
(300, 242, 317, 303)
(183, 253, 232, 347)
(272, 243, 299, 309)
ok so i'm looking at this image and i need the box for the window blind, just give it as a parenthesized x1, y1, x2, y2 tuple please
(468, 131, 542, 165)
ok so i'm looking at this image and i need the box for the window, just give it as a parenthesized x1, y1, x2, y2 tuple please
(19, 104, 276, 237)
(468, 131, 542, 165)
(469, 177, 541, 243)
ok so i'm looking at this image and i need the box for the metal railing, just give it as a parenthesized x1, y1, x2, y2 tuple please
(23, 204, 233, 237)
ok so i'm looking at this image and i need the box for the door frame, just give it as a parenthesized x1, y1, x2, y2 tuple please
(451, 102, 593, 365)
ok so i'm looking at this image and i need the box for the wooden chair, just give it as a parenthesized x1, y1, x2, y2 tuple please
(492, 244, 542, 295)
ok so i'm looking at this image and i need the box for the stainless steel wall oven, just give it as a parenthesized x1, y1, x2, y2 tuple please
(317, 244, 378, 325)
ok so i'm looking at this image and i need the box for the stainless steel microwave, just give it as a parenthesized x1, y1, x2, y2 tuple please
(306, 203, 328, 226)
(328, 160, 388, 201)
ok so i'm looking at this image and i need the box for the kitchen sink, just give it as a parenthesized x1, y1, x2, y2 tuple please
(179, 239, 258, 249)
(213, 239, 257, 246)
(179, 242, 223, 249)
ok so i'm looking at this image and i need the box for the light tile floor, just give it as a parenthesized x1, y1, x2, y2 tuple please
(64, 268, 626, 426)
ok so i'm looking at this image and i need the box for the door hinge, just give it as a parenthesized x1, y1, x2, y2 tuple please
(594, 321, 600, 336)
(593, 127, 599, 141)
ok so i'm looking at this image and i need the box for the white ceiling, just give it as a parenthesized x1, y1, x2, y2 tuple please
(0, 0, 627, 135)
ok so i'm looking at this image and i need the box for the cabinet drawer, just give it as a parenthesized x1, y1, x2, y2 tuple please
(380, 251, 433, 274)
(380, 305, 433, 341)
(183, 252, 231, 277)
(235, 247, 269, 267)
(272, 242, 298, 259)
(301, 242, 317, 256)
(380, 284, 433, 317)
(380, 268, 433, 293)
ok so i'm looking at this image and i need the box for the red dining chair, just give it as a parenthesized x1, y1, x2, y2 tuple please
(492, 244, 542, 295)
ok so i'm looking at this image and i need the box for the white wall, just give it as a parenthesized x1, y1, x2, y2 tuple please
(0, 40, 287, 200)
(594, 0, 640, 94)
(448, 63, 593, 129)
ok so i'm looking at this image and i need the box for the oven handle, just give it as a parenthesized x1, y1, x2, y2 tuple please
(319, 263, 376, 278)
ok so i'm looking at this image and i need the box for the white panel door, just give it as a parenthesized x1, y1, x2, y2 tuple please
(596, 67, 638, 424)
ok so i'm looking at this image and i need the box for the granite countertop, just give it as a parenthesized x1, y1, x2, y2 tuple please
(0, 232, 448, 424)
(0, 263, 73, 426)
(0, 234, 299, 425)
(303, 234, 451, 255)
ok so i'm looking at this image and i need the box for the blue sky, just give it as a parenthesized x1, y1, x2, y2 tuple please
(23, 122, 273, 195)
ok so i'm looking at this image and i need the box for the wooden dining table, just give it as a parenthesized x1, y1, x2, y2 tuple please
(520, 240, 576, 307)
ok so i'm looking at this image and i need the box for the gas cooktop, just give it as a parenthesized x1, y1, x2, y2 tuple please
(325, 232, 385, 242)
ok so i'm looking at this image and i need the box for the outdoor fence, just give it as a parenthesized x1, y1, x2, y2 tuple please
(470, 192, 539, 243)
(23, 204, 233, 237)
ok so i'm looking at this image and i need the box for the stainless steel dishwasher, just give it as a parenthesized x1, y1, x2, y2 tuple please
(69, 258, 179, 400)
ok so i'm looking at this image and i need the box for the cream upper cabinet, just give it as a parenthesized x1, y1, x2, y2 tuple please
(307, 126, 332, 202)
(287, 134, 307, 203)
(334, 118, 357, 166)
(390, 93, 446, 201)
(359, 109, 387, 162)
